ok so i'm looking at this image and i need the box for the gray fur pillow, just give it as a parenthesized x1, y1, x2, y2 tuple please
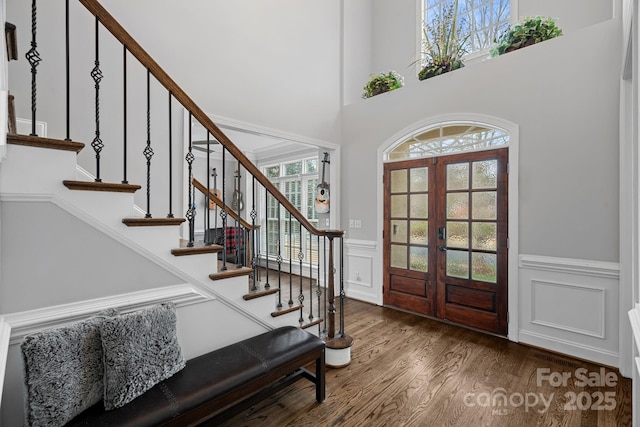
(101, 302, 185, 410)
(21, 309, 117, 427)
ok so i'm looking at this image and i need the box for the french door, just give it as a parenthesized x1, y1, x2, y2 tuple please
(383, 149, 508, 335)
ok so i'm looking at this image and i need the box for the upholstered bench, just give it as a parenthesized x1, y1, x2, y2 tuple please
(65, 326, 325, 426)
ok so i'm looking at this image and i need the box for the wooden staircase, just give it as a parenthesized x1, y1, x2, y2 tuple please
(4, 133, 315, 330)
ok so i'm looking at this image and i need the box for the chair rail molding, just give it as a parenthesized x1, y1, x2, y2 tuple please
(3, 283, 209, 345)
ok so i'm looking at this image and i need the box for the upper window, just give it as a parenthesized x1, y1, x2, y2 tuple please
(386, 124, 509, 161)
(423, 0, 510, 58)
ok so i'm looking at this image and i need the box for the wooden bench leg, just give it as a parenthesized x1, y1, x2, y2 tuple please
(316, 350, 326, 402)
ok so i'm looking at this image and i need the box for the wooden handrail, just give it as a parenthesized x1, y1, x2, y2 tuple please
(192, 178, 257, 231)
(79, 0, 339, 239)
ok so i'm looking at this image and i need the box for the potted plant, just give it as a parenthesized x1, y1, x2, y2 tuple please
(362, 70, 404, 99)
(418, 0, 469, 81)
(490, 16, 562, 57)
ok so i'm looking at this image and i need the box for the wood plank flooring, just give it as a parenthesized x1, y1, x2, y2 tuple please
(219, 298, 632, 427)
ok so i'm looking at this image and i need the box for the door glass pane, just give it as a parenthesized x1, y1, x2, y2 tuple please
(390, 169, 407, 193)
(410, 246, 428, 272)
(447, 221, 469, 248)
(472, 191, 497, 219)
(390, 244, 407, 269)
(447, 163, 469, 190)
(410, 167, 428, 192)
(472, 223, 497, 250)
(472, 252, 497, 283)
(446, 250, 469, 278)
(391, 220, 407, 243)
(391, 195, 407, 218)
(410, 220, 428, 244)
(472, 160, 498, 189)
(447, 193, 469, 219)
(410, 194, 428, 218)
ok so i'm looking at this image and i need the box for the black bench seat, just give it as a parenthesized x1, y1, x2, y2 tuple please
(66, 326, 326, 426)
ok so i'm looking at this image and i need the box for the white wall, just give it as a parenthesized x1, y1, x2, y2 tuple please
(99, 0, 343, 144)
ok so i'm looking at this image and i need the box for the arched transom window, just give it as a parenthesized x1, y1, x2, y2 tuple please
(386, 124, 509, 161)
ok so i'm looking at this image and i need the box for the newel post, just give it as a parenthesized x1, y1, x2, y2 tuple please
(324, 230, 354, 368)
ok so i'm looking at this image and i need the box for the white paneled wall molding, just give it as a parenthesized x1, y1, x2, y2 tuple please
(344, 239, 378, 305)
(519, 254, 620, 368)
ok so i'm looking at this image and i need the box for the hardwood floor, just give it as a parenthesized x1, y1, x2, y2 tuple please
(220, 298, 632, 427)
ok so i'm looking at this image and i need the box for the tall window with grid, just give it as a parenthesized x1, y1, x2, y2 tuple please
(262, 157, 320, 266)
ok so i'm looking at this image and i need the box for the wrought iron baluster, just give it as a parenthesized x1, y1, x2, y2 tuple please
(234, 166, 243, 268)
(185, 113, 195, 247)
(322, 236, 327, 336)
(298, 222, 304, 323)
(316, 234, 322, 335)
(220, 148, 228, 271)
(26, 0, 41, 136)
(167, 92, 174, 217)
(205, 132, 211, 244)
(64, 0, 70, 141)
(143, 69, 154, 218)
(264, 186, 270, 288)
(288, 215, 293, 306)
(308, 229, 314, 323)
(122, 46, 128, 184)
(90, 17, 104, 182)
(250, 176, 258, 291)
(276, 203, 282, 309)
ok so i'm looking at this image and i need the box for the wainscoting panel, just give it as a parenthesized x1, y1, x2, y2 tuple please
(344, 239, 379, 305)
(519, 255, 620, 367)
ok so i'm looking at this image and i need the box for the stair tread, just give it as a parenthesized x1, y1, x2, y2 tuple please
(8, 133, 85, 153)
(123, 217, 186, 227)
(63, 180, 141, 193)
(300, 318, 323, 329)
(243, 287, 279, 301)
(171, 243, 223, 256)
(271, 304, 303, 317)
(209, 263, 252, 281)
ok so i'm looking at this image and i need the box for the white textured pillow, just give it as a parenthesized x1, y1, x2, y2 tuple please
(21, 309, 117, 427)
(101, 303, 185, 410)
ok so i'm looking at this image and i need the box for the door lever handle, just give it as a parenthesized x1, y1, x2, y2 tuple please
(438, 245, 447, 252)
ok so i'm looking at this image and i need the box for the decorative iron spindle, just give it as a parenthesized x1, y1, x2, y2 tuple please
(250, 177, 258, 291)
(316, 234, 322, 334)
(26, 0, 41, 136)
(122, 46, 128, 184)
(276, 203, 283, 309)
(185, 113, 195, 247)
(322, 236, 328, 336)
(90, 17, 104, 182)
(205, 132, 211, 244)
(308, 230, 314, 322)
(264, 186, 270, 288)
(143, 69, 154, 218)
(167, 92, 174, 217)
(220, 148, 228, 271)
(64, 0, 70, 141)
(288, 216, 293, 306)
(298, 222, 305, 323)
